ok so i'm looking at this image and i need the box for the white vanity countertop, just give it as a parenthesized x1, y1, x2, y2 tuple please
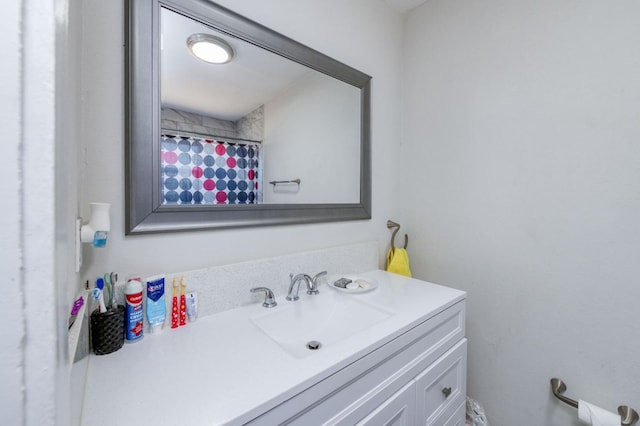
(82, 270, 465, 426)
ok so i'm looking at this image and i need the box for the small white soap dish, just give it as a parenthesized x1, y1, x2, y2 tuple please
(330, 276, 378, 294)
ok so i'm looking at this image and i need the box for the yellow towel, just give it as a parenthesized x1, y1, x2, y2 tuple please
(386, 248, 412, 277)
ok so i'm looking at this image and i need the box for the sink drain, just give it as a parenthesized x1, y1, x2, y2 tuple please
(306, 340, 322, 350)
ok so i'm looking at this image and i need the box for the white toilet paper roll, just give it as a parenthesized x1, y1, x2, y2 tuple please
(578, 399, 621, 426)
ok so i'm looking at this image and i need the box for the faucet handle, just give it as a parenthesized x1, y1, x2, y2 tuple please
(304, 272, 322, 295)
(250, 287, 277, 308)
(312, 271, 327, 283)
(306, 271, 326, 295)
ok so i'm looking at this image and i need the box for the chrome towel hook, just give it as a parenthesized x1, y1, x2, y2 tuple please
(386, 220, 408, 251)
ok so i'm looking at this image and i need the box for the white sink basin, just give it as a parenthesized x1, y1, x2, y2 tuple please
(250, 292, 394, 358)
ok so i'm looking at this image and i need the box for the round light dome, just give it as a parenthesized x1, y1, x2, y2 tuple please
(186, 34, 235, 64)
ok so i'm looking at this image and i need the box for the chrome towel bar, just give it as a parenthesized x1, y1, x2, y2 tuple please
(269, 178, 301, 186)
(550, 378, 639, 425)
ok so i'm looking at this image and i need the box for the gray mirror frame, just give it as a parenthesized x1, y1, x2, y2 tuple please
(125, 0, 371, 234)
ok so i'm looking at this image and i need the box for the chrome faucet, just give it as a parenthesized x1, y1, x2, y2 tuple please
(286, 274, 313, 301)
(250, 287, 277, 308)
(286, 271, 327, 301)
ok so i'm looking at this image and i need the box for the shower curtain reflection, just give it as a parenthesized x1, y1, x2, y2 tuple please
(161, 134, 261, 205)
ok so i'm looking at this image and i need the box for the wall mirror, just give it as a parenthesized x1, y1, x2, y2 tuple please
(126, 0, 371, 234)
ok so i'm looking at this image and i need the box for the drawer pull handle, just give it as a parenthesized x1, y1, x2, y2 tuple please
(442, 387, 452, 398)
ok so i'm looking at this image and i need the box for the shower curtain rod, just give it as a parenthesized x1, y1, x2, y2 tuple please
(161, 128, 262, 144)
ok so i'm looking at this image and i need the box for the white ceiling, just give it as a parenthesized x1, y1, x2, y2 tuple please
(161, 1, 429, 121)
(161, 8, 312, 121)
(384, 0, 428, 13)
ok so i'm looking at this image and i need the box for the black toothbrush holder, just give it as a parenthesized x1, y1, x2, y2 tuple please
(90, 306, 125, 355)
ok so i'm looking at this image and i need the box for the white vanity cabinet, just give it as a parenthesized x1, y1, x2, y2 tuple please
(248, 300, 466, 425)
(83, 271, 466, 426)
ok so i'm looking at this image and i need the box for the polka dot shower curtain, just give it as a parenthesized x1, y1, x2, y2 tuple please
(161, 134, 261, 205)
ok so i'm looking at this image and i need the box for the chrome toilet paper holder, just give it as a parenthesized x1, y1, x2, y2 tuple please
(550, 378, 639, 425)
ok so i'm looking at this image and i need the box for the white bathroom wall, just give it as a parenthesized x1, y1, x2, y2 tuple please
(264, 71, 361, 204)
(1, 1, 26, 423)
(62, 2, 85, 425)
(1, 0, 76, 424)
(401, 1, 640, 425)
(79, 0, 403, 295)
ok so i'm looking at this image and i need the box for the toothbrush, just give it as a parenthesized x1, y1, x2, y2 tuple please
(93, 278, 107, 313)
(110, 272, 118, 309)
(103, 273, 112, 309)
(68, 296, 85, 329)
(91, 288, 106, 313)
(179, 277, 186, 326)
(171, 277, 179, 329)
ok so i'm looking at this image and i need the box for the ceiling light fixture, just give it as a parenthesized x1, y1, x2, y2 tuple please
(186, 33, 235, 64)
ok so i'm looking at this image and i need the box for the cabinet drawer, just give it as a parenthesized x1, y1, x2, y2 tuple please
(442, 403, 466, 426)
(415, 339, 467, 425)
(356, 381, 416, 426)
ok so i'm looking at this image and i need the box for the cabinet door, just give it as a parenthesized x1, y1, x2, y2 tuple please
(355, 381, 416, 426)
(442, 404, 466, 426)
(415, 339, 467, 425)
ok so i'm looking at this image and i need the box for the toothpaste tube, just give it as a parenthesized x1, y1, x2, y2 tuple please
(145, 274, 166, 334)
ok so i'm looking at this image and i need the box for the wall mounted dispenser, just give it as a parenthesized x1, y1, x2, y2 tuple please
(76, 202, 111, 272)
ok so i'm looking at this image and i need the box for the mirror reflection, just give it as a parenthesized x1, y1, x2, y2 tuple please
(160, 8, 361, 205)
